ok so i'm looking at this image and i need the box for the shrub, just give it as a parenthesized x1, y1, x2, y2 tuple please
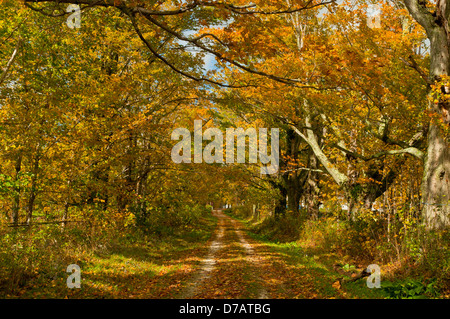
(251, 213, 303, 242)
(382, 279, 439, 299)
(134, 203, 210, 236)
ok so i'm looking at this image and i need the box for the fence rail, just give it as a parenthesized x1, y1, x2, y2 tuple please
(6, 220, 87, 227)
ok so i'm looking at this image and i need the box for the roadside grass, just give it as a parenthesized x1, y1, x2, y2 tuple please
(3, 207, 443, 299)
(250, 234, 388, 299)
(0, 212, 218, 299)
(236, 209, 449, 299)
(224, 210, 389, 298)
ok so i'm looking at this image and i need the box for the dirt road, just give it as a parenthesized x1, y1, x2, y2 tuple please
(179, 210, 293, 299)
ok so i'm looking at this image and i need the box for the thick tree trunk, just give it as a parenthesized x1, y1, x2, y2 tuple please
(381, 0, 450, 228)
(281, 128, 309, 216)
(404, 0, 450, 228)
(423, 22, 450, 229)
(422, 122, 450, 228)
(286, 178, 302, 214)
(274, 181, 287, 217)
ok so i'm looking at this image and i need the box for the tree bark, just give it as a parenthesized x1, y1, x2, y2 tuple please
(26, 154, 40, 225)
(404, 0, 450, 229)
(273, 180, 287, 218)
(11, 153, 22, 225)
(284, 128, 308, 215)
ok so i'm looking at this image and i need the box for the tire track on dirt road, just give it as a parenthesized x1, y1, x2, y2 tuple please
(179, 210, 226, 298)
(179, 210, 272, 299)
(229, 218, 269, 299)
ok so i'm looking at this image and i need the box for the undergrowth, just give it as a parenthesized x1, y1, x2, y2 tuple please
(0, 204, 214, 297)
(233, 207, 450, 298)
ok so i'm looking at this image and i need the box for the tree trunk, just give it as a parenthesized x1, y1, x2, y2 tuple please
(286, 178, 301, 215)
(118, 133, 135, 213)
(273, 181, 287, 218)
(305, 148, 320, 219)
(423, 25, 450, 229)
(404, 0, 450, 228)
(281, 128, 309, 216)
(26, 155, 40, 225)
(62, 201, 69, 230)
(422, 122, 450, 228)
(11, 153, 22, 225)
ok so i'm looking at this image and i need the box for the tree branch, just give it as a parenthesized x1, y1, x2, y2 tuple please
(0, 38, 21, 86)
(399, 54, 432, 86)
(333, 140, 425, 161)
(24, 0, 336, 16)
(404, 0, 436, 35)
(24, 0, 335, 90)
(289, 100, 349, 186)
(127, 10, 254, 89)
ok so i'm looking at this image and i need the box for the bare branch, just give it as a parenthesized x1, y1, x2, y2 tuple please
(0, 38, 21, 86)
(127, 11, 255, 89)
(332, 139, 425, 161)
(24, 0, 335, 16)
(399, 55, 432, 86)
(24, 0, 335, 90)
(224, 0, 336, 15)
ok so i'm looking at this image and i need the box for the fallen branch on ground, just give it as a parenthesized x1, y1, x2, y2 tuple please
(333, 263, 372, 286)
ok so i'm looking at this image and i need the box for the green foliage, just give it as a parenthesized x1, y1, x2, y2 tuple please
(0, 0, 448, 299)
(382, 279, 439, 299)
(133, 203, 211, 237)
(416, 229, 450, 283)
(251, 213, 302, 243)
(342, 263, 356, 271)
(0, 221, 108, 296)
(0, 204, 217, 298)
(0, 173, 32, 196)
(297, 215, 384, 260)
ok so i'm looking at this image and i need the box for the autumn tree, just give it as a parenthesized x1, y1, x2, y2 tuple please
(18, 0, 448, 229)
(1, 0, 207, 226)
